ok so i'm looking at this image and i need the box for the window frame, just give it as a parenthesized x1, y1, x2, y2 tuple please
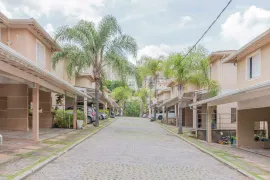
(245, 50, 261, 81)
(231, 108, 236, 123)
(36, 39, 46, 67)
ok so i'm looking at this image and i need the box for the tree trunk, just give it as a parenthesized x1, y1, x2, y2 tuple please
(178, 84, 183, 134)
(94, 80, 100, 127)
(153, 76, 158, 121)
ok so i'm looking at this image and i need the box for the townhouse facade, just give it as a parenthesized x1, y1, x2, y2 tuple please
(0, 12, 118, 142)
(191, 28, 270, 149)
(157, 50, 238, 143)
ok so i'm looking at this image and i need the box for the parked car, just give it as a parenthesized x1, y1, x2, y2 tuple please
(87, 107, 96, 124)
(99, 112, 107, 120)
(110, 111, 115, 118)
(151, 110, 176, 120)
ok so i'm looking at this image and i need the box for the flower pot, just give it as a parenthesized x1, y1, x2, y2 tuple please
(77, 120, 84, 129)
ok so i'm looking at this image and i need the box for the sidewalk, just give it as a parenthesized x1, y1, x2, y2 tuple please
(157, 121, 270, 180)
(0, 118, 114, 180)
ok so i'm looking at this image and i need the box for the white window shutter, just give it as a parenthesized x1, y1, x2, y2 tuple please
(246, 58, 250, 79)
(252, 54, 260, 78)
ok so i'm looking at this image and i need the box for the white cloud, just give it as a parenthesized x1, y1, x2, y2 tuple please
(14, 6, 41, 18)
(0, 1, 12, 18)
(178, 16, 193, 28)
(137, 44, 187, 59)
(44, 24, 55, 36)
(3, 0, 104, 23)
(221, 6, 270, 47)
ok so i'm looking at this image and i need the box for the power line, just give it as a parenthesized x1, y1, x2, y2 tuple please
(180, 0, 233, 62)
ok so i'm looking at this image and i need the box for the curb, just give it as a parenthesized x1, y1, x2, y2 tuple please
(157, 123, 260, 180)
(14, 119, 116, 180)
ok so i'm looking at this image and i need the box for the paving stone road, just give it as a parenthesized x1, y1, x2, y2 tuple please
(26, 117, 247, 180)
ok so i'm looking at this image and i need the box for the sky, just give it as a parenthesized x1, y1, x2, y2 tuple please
(1, 0, 270, 63)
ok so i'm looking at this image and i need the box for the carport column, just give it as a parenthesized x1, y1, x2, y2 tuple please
(175, 104, 179, 127)
(206, 106, 213, 142)
(165, 107, 168, 124)
(32, 84, 39, 142)
(73, 96, 77, 129)
(84, 97, 87, 124)
(162, 106, 165, 123)
(192, 93, 197, 130)
(236, 109, 239, 147)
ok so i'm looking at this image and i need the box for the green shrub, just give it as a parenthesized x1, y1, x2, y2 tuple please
(99, 109, 109, 117)
(124, 100, 140, 117)
(54, 110, 85, 128)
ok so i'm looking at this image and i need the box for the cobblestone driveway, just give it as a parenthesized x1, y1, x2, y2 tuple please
(26, 117, 247, 180)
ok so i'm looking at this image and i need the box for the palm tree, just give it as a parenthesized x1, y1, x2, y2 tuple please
(135, 88, 149, 117)
(163, 46, 219, 134)
(141, 56, 163, 121)
(52, 16, 138, 126)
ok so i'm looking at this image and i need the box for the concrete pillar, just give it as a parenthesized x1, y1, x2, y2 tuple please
(162, 106, 165, 123)
(32, 84, 40, 142)
(178, 103, 183, 134)
(166, 107, 168, 124)
(84, 97, 87, 124)
(207, 106, 213, 142)
(193, 93, 197, 129)
(73, 96, 77, 129)
(39, 91, 52, 128)
(236, 109, 240, 147)
(175, 104, 179, 127)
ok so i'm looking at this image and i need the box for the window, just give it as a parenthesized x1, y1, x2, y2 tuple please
(0, 28, 1, 42)
(246, 53, 260, 80)
(36, 40, 45, 67)
(231, 108, 236, 123)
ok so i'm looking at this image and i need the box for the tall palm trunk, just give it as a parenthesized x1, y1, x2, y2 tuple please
(153, 76, 158, 121)
(94, 80, 100, 127)
(178, 84, 183, 134)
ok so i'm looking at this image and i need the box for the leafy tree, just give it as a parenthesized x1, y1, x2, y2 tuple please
(124, 100, 140, 117)
(163, 45, 219, 134)
(52, 16, 138, 126)
(135, 88, 149, 116)
(105, 80, 126, 91)
(141, 56, 163, 121)
(111, 86, 131, 108)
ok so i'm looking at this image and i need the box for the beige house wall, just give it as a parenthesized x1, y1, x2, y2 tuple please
(0, 84, 28, 131)
(237, 43, 270, 89)
(211, 58, 237, 90)
(75, 76, 92, 88)
(238, 107, 270, 149)
(1, 28, 52, 71)
(216, 102, 237, 130)
(184, 107, 193, 127)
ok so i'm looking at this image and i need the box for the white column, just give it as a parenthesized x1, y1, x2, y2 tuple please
(207, 106, 213, 142)
(32, 84, 40, 141)
(73, 96, 77, 129)
(84, 97, 87, 124)
(193, 93, 197, 129)
(175, 104, 179, 127)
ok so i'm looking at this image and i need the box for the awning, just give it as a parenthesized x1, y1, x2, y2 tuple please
(159, 96, 179, 108)
(0, 42, 91, 99)
(190, 80, 270, 107)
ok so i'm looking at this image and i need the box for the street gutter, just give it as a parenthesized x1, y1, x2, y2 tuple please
(14, 119, 116, 180)
(156, 122, 261, 180)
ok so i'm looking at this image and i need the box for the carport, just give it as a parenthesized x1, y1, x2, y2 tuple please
(0, 42, 91, 142)
(190, 80, 270, 149)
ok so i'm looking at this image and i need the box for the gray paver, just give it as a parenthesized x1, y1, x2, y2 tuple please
(26, 117, 247, 180)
